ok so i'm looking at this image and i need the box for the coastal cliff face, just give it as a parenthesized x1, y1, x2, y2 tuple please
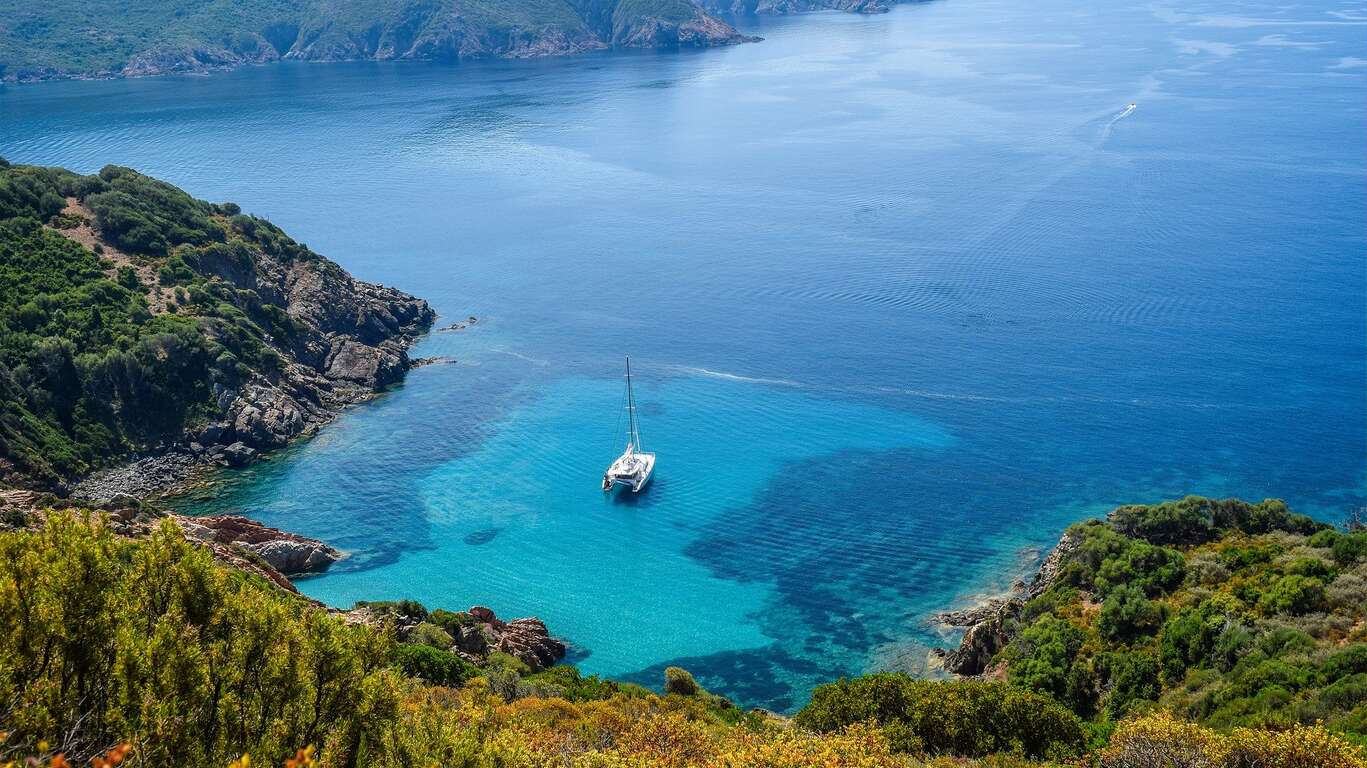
(0, 162, 434, 494)
(0, 0, 754, 83)
(698, 0, 898, 15)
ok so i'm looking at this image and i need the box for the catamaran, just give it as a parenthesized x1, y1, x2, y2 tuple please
(602, 357, 655, 493)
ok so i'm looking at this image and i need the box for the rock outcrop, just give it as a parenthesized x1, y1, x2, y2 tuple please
(174, 514, 343, 575)
(343, 603, 567, 672)
(931, 530, 1082, 676)
(450, 606, 567, 672)
(69, 231, 434, 503)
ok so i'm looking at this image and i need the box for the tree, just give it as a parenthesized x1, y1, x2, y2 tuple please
(1099, 585, 1162, 642)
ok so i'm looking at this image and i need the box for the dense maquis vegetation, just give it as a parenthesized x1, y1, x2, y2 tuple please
(0, 161, 313, 483)
(0, 0, 744, 83)
(1, 502, 1364, 767)
(996, 497, 1367, 743)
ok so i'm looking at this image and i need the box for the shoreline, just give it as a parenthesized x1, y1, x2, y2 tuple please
(69, 345, 435, 506)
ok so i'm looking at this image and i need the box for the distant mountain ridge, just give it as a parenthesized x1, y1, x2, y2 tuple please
(0, 0, 757, 82)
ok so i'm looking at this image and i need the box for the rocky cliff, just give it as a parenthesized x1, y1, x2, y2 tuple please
(698, 0, 899, 15)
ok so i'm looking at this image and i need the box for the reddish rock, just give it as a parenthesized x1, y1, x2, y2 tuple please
(175, 514, 343, 575)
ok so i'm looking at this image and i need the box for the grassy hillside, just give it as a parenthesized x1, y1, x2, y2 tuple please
(0, 0, 747, 82)
(0, 506, 1362, 766)
(0, 160, 431, 487)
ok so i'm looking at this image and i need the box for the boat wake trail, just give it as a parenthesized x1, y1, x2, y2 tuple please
(671, 365, 804, 388)
(1101, 102, 1137, 142)
(491, 347, 552, 367)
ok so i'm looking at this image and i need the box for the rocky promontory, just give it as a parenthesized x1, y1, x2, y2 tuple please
(700, 0, 897, 14)
(931, 529, 1082, 676)
(0, 163, 435, 499)
(175, 514, 343, 575)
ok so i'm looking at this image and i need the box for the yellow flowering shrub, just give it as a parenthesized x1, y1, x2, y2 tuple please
(1101, 711, 1366, 768)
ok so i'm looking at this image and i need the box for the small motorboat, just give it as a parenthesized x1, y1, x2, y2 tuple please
(602, 356, 655, 493)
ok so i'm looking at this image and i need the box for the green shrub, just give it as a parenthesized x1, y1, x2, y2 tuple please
(391, 643, 475, 687)
(796, 675, 1085, 759)
(1332, 532, 1367, 566)
(1323, 645, 1367, 683)
(1101, 650, 1161, 718)
(1258, 575, 1326, 616)
(428, 608, 475, 636)
(0, 512, 401, 764)
(115, 264, 140, 289)
(664, 666, 700, 696)
(408, 622, 454, 649)
(1005, 615, 1092, 712)
(525, 665, 652, 702)
(1099, 585, 1163, 642)
(1285, 557, 1336, 579)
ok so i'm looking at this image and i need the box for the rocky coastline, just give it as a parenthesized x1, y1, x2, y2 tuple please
(2, 2, 759, 84)
(930, 529, 1082, 676)
(701, 0, 900, 15)
(69, 275, 434, 504)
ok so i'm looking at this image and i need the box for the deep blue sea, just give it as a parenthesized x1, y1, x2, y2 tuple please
(3, 0, 1364, 711)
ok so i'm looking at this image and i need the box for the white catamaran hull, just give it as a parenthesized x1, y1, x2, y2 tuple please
(603, 450, 655, 493)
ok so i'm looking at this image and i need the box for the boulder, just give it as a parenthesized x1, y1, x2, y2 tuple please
(245, 538, 338, 574)
(498, 617, 566, 672)
(108, 491, 140, 509)
(221, 442, 257, 466)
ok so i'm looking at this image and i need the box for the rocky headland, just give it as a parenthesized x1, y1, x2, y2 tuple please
(700, 0, 899, 14)
(0, 167, 437, 501)
(930, 529, 1082, 676)
(69, 255, 435, 503)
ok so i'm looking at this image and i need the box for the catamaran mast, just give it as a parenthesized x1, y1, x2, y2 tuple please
(626, 356, 640, 452)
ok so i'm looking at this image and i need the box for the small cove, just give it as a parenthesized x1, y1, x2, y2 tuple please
(4, 0, 1364, 710)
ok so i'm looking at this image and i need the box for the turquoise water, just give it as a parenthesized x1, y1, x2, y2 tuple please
(4, 0, 1364, 710)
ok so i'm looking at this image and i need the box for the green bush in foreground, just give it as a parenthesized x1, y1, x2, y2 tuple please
(0, 511, 401, 765)
(390, 643, 476, 687)
(795, 675, 1086, 758)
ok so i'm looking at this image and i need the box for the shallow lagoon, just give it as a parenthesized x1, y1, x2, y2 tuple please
(4, 0, 1363, 710)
